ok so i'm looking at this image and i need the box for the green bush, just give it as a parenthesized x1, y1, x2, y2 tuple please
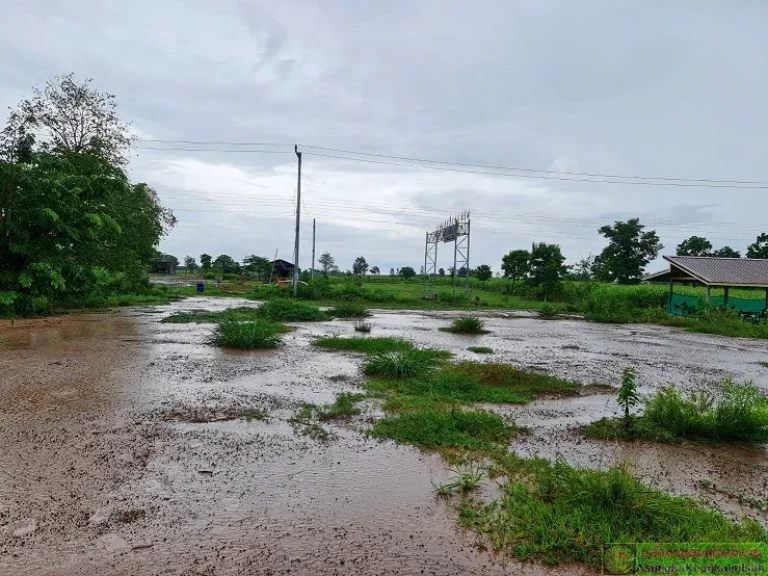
(210, 319, 283, 349)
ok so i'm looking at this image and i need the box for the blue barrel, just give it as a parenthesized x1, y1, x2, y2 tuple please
(196, 281, 205, 293)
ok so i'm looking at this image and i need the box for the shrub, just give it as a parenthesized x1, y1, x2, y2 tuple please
(538, 302, 563, 318)
(256, 299, 329, 321)
(440, 316, 488, 334)
(210, 319, 283, 349)
(363, 349, 450, 379)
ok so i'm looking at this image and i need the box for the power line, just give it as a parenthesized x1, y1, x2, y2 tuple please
(135, 146, 292, 154)
(132, 138, 768, 187)
(302, 152, 768, 190)
(300, 145, 768, 186)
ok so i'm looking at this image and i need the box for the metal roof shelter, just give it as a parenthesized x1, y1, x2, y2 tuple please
(648, 256, 768, 312)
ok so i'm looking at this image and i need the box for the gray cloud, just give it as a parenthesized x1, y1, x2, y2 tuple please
(1, 0, 767, 273)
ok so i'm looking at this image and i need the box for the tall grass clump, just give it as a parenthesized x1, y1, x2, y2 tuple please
(256, 299, 329, 322)
(440, 316, 489, 334)
(370, 405, 517, 450)
(354, 320, 372, 333)
(362, 349, 451, 379)
(461, 457, 766, 566)
(210, 319, 283, 349)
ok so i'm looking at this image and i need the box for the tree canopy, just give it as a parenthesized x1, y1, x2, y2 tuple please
(594, 219, 662, 284)
(746, 234, 768, 259)
(676, 236, 712, 256)
(475, 264, 492, 282)
(399, 266, 416, 279)
(318, 252, 336, 276)
(528, 242, 568, 300)
(352, 256, 369, 276)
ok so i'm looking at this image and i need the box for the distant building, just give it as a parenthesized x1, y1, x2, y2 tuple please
(151, 256, 176, 275)
(270, 259, 295, 279)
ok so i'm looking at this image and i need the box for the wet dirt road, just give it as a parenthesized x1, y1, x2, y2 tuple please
(2, 298, 768, 575)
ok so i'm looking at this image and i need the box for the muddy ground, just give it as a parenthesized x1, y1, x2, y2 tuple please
(2, 297, 768, 575)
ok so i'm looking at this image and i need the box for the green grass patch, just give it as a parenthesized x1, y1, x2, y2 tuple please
(314, 336, 414, 355)
(362, 348, 452, 379)
(210, 319, 285, 349)
(329, 301, 371, 318)
(163, 306, 262, 324)
(759, 361, 768, 368)
(460, 457, 766, 567)
(370, 405, 517, 451)
(367, 362, 579, 405)
(439, 316, 490, 334)
(255, 299, 330, 322)
(583, 380, 768, 444)
(467, 346, 494, 354)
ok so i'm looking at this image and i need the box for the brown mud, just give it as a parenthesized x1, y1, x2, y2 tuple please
(2, 297, 768, 575)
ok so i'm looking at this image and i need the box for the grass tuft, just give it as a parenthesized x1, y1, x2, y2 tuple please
(370, 405, 517, 450)
(436, 465, 485, 496)
(363, 349, 451, 379)
(256, 299, 329, 322)
(439, 316, 489, 334)
(209, 319, 284, 349)
(460, 457, 766, 567)
(316, 392, 365, 421)
(354, 320, 372, 333)
(314, 336, 413, 355)
(467, 346, 494, 354)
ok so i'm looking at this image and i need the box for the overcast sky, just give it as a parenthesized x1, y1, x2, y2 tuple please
(2, 1, 767, 274)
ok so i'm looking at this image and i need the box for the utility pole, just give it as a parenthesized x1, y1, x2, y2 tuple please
(293, 145, 302, 297)
(311, 218, 316, 281)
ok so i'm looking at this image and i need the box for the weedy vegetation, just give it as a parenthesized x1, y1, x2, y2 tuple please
(163, 306, 262, 324)
(354, 320, 372, 333)
(329, 302, 371, 318)
(584, 377, 768, 443)
(255, 299, 330, 322)
(460, 457, 767, 567)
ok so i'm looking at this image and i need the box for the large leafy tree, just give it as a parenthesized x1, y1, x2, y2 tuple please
(1, 74, 132, 165)
(475, 264, 492, 283)
(676, 236, 712, 256)
(501, 249, 530, 293)
(318, 251, 336, 276)
(746, 234, 768, 259)
(711, 246, 741, 258)
(594, 219, 663, 284)
(213, 254, 240, 274)
(370, 266, 380, 275)
(200, 254, 212, 270)
(528, 243, 568, 301)
(399, 266, 416, 279)
(184, 256, 198, 274)
(0, 151, 173, 314)
(243, 255, 270, 279)
(352, 256, 369, 276)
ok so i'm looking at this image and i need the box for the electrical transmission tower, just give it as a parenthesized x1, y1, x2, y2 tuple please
(422, 210, 471, 298)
